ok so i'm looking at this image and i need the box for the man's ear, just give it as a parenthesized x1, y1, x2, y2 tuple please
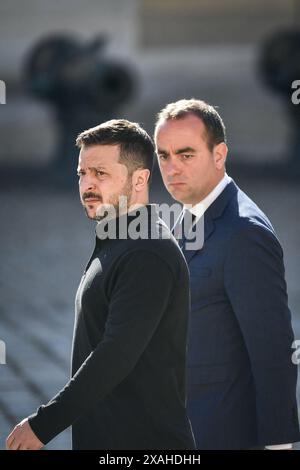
(132, 168, 151, 192)
(213, 142, 228, 170)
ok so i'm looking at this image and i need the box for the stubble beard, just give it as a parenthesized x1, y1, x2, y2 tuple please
(84, 179, 133, 222)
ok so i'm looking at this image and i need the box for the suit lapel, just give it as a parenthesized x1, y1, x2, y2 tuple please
(183, 211, 215, 263)
(180, 180, 239, 264)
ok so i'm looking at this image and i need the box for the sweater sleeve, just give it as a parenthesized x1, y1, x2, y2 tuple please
(28, 250, 174, 445)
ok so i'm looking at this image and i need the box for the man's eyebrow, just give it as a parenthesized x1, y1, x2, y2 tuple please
(77, 165, 108, 171)
(156, 147, 196, 156)
(156, 148, 169, 155)
(175, 147, 196, 155)
(93, 166, 108, 170)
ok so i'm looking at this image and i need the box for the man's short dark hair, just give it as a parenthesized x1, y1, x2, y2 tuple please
(155, 98, 226, 151)
(76, 119, 154, 180)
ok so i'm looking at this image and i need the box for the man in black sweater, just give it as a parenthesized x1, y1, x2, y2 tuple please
(6, 119, 195, 450)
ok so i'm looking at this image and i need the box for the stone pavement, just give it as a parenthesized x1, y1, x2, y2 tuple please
(0, 175, 299, 450)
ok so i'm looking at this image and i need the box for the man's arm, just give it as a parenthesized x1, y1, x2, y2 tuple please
(8, 250, 175, 448)
(224, 222, 300, 447)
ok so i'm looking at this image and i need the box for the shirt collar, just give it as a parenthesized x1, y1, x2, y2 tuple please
(184, 173, 232, 221)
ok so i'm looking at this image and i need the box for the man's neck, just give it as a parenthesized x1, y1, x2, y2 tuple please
(184, 173, 231, 219)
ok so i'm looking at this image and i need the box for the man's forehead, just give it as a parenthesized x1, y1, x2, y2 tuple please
(78, 144, 120, 166)
(157, 115, 205, 134)
(155, 116, 207, 148)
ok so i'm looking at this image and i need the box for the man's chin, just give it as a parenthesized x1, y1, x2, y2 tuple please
(84, 205, 116, 221)
(167, 188, 186, 204)
(84, 207, 98, 220)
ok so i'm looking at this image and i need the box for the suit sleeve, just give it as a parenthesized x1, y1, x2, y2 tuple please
(28, 250, 174, 445)
(224, 223, 300, 446)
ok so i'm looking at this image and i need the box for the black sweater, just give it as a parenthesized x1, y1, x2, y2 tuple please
(29, 205, 195, 449)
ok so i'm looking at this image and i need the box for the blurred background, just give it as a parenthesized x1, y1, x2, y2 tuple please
(0, 0, 300, 449)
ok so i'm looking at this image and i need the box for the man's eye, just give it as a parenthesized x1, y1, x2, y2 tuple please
(77, 172, 84, 177)
(158, 154, 168, 161)
(182, 154, 193, 160)
(97, 170, 106, 176)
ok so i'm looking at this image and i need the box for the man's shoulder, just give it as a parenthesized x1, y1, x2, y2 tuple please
(212, 184, 284, 255)
(124, 231, 187, 266)
(106, 215, 187, 274)
(223, 203, 282, 256)
(224, 185, 276, 235)
(110, 237, 188, 285)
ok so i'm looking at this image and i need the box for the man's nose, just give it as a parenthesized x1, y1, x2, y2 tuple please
(81, 174, 97, 192)
(165, 158, 181, 177)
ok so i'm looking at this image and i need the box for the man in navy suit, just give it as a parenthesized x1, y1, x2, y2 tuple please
(154, 98, 300, 449)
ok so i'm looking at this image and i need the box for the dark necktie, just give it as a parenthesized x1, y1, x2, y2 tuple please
(173, 209, 196, 247)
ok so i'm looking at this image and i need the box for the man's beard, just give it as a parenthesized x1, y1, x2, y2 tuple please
(83, 179, 133, 221)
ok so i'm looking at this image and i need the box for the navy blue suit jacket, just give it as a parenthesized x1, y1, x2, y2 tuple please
(180, 180, 300, 449)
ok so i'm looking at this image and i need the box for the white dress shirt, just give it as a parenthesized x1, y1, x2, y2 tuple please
(185, 173, 292, 450)
(184, 173, 232, 222)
